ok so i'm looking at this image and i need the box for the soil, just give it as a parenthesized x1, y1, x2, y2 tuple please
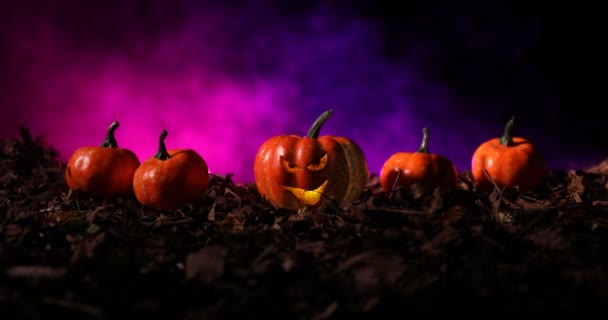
(2, 128, 608, 318)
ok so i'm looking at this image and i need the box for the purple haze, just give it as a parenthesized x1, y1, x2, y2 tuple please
(1, 1, 604, 183)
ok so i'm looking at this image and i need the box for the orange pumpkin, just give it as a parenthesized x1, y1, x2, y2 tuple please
(65, 121, 140, 198)
(254, 109, 368, 210)
(133, 129, 209, 212)
(471, 116, 547, 192)
(379, 127, 459, 192)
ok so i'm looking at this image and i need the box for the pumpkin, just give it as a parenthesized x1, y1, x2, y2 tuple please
(471, 116, 547, 192)
(379, 127, 459, 192)
(65, 121, 140, 198)
(133, 129, 209, 212)
(254, 109, 368, 210)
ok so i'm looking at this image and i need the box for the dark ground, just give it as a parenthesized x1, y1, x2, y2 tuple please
(2, 128, 608, 318)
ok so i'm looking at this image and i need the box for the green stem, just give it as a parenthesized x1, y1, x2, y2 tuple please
(416, 127, 430, 153)
(154, 130, 171, 160)
(99, 121, 120, 148)
(306, 109, 333, 139)
(499, 116, 515, 146)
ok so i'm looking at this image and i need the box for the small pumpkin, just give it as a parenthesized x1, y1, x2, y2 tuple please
(254, 109, 368, 210)
(379, 127, 459, 192)
(471, 116, 547, 192)
(133, 129, 209, 211)
(65, 121, 140, 198)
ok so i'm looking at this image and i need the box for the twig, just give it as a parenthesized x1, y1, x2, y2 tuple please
(388, 170, 402, 199)
(366, 207, 428, 215)
(41, 298, 103, 319)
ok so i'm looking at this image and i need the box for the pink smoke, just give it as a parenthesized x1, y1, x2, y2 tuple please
(1, 1, 605, 185)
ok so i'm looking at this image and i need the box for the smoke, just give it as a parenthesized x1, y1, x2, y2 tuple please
(1, 1, 605, 183)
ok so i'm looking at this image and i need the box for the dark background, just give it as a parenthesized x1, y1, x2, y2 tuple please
(352, 0, 604, 149)
(1, 0, 606, 182)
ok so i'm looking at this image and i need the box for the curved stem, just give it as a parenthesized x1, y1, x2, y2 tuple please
(499, 116, 515, 146)
(416, 127, 430, 153)
(306, 109, 333, 139)
(154, 129, 171, 160)
(99, 121, 120, 148)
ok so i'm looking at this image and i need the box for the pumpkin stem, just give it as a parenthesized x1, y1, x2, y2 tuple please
(499, 116, 515, 146)
(99, 121, 120, 148)
(306, 109, 333, 139)
(154, 129, 171, 160)
(416, 127, 430, 153)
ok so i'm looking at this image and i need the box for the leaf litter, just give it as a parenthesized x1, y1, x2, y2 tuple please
(1, 128, 608, 318)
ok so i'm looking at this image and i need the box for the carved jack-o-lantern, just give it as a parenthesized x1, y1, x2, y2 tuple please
(254, 110, 368, 210)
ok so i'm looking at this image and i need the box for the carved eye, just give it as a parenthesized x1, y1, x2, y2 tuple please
(307, 154, 328, 171)
(281, 156, 301, 173)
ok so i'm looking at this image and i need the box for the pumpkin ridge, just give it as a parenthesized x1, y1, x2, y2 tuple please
(332, 136, 368, 205)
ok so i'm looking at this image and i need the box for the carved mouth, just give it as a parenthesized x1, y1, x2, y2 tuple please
(283, 180, 329, 206)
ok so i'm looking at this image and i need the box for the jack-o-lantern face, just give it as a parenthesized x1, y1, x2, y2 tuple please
(281, 152, 329, 206)
(254, 110, 368, 210)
